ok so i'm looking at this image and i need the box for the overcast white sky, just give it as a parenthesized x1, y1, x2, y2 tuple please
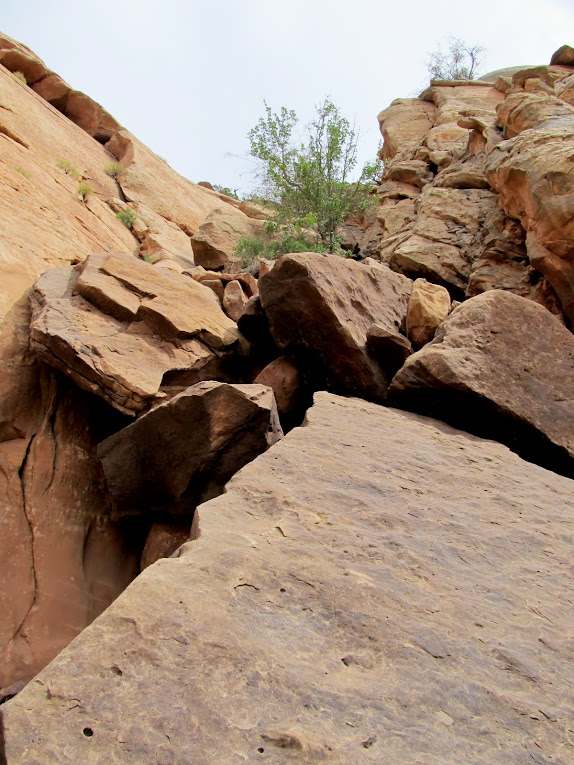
(3, 0, 574, 194)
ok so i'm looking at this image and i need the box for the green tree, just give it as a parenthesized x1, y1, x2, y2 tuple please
(427, 38, 485, 81)
(247, 98, 381, 252)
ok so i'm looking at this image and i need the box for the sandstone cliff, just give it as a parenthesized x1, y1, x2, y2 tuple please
(1, 33, 574, 765)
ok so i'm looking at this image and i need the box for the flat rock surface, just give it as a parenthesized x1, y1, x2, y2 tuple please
(3, 392, 574, 764)
(389, 289, 574, 477)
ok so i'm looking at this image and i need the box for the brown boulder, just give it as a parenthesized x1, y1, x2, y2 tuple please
(550, 45, 574, 67)
(98, 381, 283, 517)
(5, 392, 574, 763)
(389, 290, 574, 477)
(29, 253, 239, 415)
(140, 523, 191, 570)
(406, 278, 451, 349)
(191, 207, 266, 270)
(254, 356, 301, 414)
(259, 253, 412, 401)
(366, 324, 412, 372)
(222, 279, 249, 321)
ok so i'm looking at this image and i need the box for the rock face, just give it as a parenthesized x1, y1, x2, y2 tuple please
(98, 381, 283, 518)
(486, 89, 574, 323)
(389, 290, 574, 477)
(259, 253, 412, 401)
(191, 207, 266, 270)
(29, 253, 239, 415)
(4, 393, 574, 764)
(406, 278, 451, 348)
(373, 58, 572, 321)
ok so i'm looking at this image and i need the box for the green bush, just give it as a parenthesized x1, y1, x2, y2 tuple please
(77, 182, 95, 203)
(104, 161, 123, 178)
(56, 159, 80, 181)
(116, 207, 137, 229)
(234, 219, 332, 271)
(13, 71, 27, 84)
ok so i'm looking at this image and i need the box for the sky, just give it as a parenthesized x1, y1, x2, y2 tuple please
(2, 0, 574, 195)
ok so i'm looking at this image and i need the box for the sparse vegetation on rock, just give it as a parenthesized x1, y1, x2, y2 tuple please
(55, 158, 80, 180)
(77, 181, 94, 203)
(427, 37, 485, 80)
(104, 160, 123, 178)
(116, 206, 137, 229)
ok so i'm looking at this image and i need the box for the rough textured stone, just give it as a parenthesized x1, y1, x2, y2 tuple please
(140, 523, 192, 571)
(377, 98, 436, 160)
(486, 91, 574, 322)
(389, 290, 574, 477)
(4, 392, 574, 764)
(259, 253, 412, 401)
(407, 279, 451, 348)
(29, 253, 239, 415)
(191, 207, 266, 270)
(98, 382, 283, 518)
(366, 325, 412, 372)
(222, 279, 249, 321)
(551, 44, 574, 67)
(254, 356, 301, 414)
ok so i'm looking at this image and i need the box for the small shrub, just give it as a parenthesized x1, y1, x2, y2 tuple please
(141, 253, 154, 264)
(234, 221, 330, 271)
(13, 165, 30, 179)
(104, 161, 123, 178)
(77, 182, 95, 203)
(116, 207, 137, 229)
(56, 159, 80, 181)
(13, 71, 27, 84)
(212, 184, 240, 200)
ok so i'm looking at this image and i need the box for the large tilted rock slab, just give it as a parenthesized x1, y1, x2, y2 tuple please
(98, 381, 283, 517)
(259, 253, 412, 400)
(4, 393, 574, 763)
(29, 253, 239, 415)
(389, 290, 574, 477)
(191, 207, 266, 270)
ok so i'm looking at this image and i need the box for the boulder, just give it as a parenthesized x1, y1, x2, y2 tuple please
(29, 253, 239, 415)
(191, 207, 266, 270)
(550, 45, 574, 67)
(254, 356, 301, 414)
(222, 279, 249, 321)
(259, 253, 412, 401)
(5, 392, 574, 764)
(389, 290, 574, 477)
(377, 98, 436, 160)
(366, 325, 412, 372)
(140, 523, 192, 570)
(98, 382, 283, 517)
(406, 278, 451, 349)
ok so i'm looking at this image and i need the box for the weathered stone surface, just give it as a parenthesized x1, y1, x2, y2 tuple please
(0, 370, 140, 690)
(191, 207, 266, 270)
(140, 523, 191, 570)
(106, 130, 243, 237)
(388, 187, 498, 298)
(377, 98, 436, 160)
(29, 253, 239, 415)
(259, 253, 412, 401)
(222, 279, 249, 321)
(133, 203, 195, 268)
(551, 44, 574, 67)
(4, 392, 574, 763)
(486, 91, 574, 322)
(389, 290, 574, 476)
(98, 382, 282, 517)
(366, 324, 412, 372)
(406, 278, 451, 348)
(254, 356, 301, 414)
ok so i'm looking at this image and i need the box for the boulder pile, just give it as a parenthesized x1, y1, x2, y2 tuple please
(1, 33, 574, 765)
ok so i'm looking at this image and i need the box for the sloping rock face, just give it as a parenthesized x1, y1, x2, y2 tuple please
(4, 393, 574, 763)
(259, 253, 412, 401)
(389, 290, 574, 477)
(98, 382, 282, 518)
(0, 32, 254, 688)
(29, 253, 239, 415)
(374, 59, 572, 321)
